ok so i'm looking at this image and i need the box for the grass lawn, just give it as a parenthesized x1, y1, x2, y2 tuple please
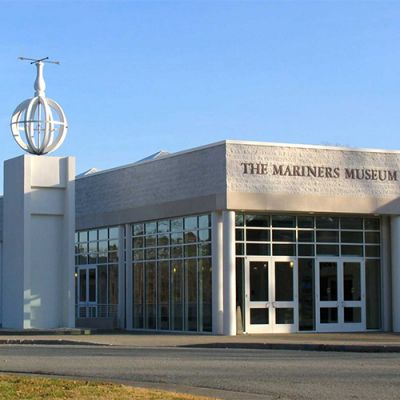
(0, 374, 217, 399)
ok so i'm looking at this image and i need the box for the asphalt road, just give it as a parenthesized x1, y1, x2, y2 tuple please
(0, 345, 399, 399)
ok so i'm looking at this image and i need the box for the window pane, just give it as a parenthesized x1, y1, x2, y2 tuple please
(272, 244, 295, 256)
(157, 220, 170, 233)
(344, 307, 361, 323)
(316, 244, 339, 256)
(145, 262, 156, 329)
(171, 218, 183, 232)
(133, 224, 144, 236)
(250, 309, 268, 324)
(365, 232, 380, 243)
(272, 215, 296, 228)
(133, 263, 144, 329)
(341, 217, 363, 230)
(366, 246, 380, 257)
(316, 217, 339, 229)
(171, 261, 183, 330)
(316, 231, 339, 243)
(199, 258, 212, 332)
(158, 261, 170, 330)
(247, 229, 270, 242)
(272, 230, 295, 242)
(145, 222, 157, 235)
(157, 233, 169, 246)
(198, 229, 211, 242)
(245, 214, 269, 227)
(320, 307, 338, 323)
(320, 262, 337, 301)
(341, 245, 363, 257)
(97, 266, 108, 305)
(133, 237, 144, 249)
(198, 215, 210, 229)
(250, 262, 269, 301)
(98, 229, 108, 241)
(365, 218, 380, 230)
(247, 243, 270, 256)
(341, 231, 363, 243)
(108, 265, 118, 305)
(109, 227, 119, 239)
(236, 229, 244, 241)
(184, 231, 198, 243)
(298, 216, 314, 228)
(366, 260, 381, 329)
(275, 261, 293, 301)
(343, 262, 361, 301)
(298, 230, 314, 242)
(235, 214, 244, 226)
(298, 244, 314, 256)
(186, 259, 198, 331)
(184, 216, 198, 230)
(276, 308, 294, 324)
(88, 230, 97, 242)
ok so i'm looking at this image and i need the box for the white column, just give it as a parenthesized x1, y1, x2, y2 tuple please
(223, 210, 236, 336)
(390, 216, 400, 332)
(212, 212, 223, 334)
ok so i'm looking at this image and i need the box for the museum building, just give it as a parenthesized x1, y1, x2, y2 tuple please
(1, 139, 400, 335)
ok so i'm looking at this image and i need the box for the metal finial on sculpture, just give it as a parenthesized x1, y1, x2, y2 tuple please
(10, 57, 68, 155)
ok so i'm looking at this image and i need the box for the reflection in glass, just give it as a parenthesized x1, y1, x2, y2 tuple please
(199, 258, 212, 332)
(320, 307, 338, 323)
(97, 266, 108, 305)
(88, 269, 96, 302)
(250, 308, 268, 324)
(344, 307, 361, 323)
(250, 262, 268, 301)
(320, 262, 337, 301)
(246, 214, 269, 227)
(145, 262, 156, 329)
(158, 261, 169, 330)
(133, 263, 144, 328)
(298, 259, 314, 331)
(343, 262, 361, 300)
(366, 260, 381, 329)
(79, 270, 86, 302)
(186, 259, 198, 331)
(276, 308, 294, 324)
(171, 261, 183, 330)
(272, 215, 296, 228)
(275, 262, 293, 301)
(247, 229, 270, 242)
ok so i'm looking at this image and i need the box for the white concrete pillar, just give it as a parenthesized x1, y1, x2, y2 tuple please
(390, 216, 400, 332)
(212, 212, 223, 334)
(223, 210, 236, 336)
(2, 155, 75, 329)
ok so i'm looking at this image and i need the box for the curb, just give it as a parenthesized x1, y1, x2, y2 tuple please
(181, 342, 400, 353)
(0, 339, 106, 346)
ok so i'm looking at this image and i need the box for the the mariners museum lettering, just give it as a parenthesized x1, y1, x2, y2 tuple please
(240, 162, 398, 181)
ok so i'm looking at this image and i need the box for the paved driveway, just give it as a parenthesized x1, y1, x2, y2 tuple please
(0, 345, 399, 399)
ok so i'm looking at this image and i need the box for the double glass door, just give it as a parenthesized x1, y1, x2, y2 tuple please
(245, 257, 298, 333)
(77, 266, 97, 318)
(316, 259, 365, 332)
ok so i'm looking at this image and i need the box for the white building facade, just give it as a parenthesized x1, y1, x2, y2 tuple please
(1, 139, 400, 335)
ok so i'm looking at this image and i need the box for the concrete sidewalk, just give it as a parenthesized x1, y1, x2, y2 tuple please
(0, 331, 399, 352)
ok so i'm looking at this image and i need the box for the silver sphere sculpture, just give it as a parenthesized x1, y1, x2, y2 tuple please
(10, 58, 68, 155)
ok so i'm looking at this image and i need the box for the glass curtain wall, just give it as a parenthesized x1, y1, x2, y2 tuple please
(132, 214, 212, 332)
(75, 227, 119, 319)
(235, 214, 381, 331)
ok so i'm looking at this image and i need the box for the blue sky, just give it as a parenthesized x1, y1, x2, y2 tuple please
(0, 1, 399, 192)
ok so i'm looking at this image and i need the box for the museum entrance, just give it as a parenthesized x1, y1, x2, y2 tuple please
(316, 258, 365, 332)
(245, 257, 298, 333)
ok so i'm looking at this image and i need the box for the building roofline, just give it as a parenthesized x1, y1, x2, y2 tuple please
(76, 139, 400, 180)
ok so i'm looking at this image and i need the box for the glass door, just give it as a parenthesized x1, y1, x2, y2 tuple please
(245, 257, 298, 333)
(316, 259, 365, 332)
(273, 258, 298, 333)
(78, 266, 97, 318)
(245, 259, 272, 333)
